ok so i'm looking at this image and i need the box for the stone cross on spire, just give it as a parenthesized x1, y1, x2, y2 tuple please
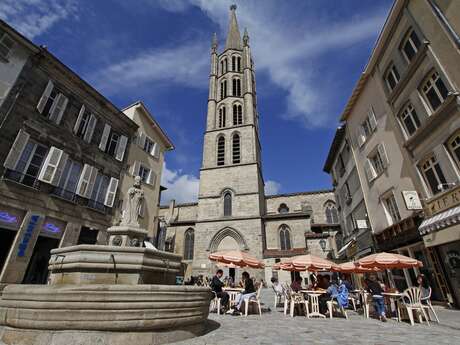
(225, 4, 242, 50)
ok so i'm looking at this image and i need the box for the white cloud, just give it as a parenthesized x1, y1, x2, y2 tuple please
(264, 180, 281, 195)
(0, 0, 78, 39)
(90, 40, 209, 95)
(160, 162, 200, 204)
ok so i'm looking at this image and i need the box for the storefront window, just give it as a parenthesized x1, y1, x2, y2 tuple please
(437, 241, 460, 307)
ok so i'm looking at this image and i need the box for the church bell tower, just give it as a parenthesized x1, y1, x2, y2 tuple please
(194, 5, 266, 277)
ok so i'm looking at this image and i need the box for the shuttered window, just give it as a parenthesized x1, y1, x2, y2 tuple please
(38, 146, 69, 186)
(76, 164, 98, 198)
(0, 31, 15, 60)
(232, 134, 240, 164)
(218, 107, 226, 128)
(104, 177, 119, 207)
(36, 80, 68, 124)
(233, 104, 242, 125)
(53, 159, 82, 201)
(217, 136, 225, 166)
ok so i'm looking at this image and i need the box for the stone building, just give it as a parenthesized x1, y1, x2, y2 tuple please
(158, 6, 340, 283)
(324, 0, 460, 306)
(116, 101, 174, 238)
(0, 20, 138, 287)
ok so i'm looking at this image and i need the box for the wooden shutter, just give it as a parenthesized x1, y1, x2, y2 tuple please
(37, 80, 54, 114)
(137, 131, 146, 148)
(99, 123, 111, 151)
(148, 170, 157, 187)
(152, 142, 160, 158)
(73, 105, 85, 133)
(132, 161, 140, 177)
(48, 93, 68, 124)
(364, 159, 376, 182)
(104, 177, 119, 207)
(38, 147, 68, 185)
(369, 108, 377, 132)
(378, 143, 389, 168)
(4, 129, 30, 169)
(115, 135, 128, 161)
(76, 164, 98, 198)
(84, 114, 97, 143)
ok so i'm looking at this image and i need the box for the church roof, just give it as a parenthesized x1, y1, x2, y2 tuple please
(225, 5, 243, 50)
(266, 189, 334, 199)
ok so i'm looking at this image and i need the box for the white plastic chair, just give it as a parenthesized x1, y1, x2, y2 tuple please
(282, 283, 292, 315)
(400, 287, 430, 326)
(289, 291, 309, 318)
(327, 297, 348, 319)
(362, 292, 371, 319)
(244, 285, 262, 316)
(210, 292, 221, 314)
(421, 287, 439, 323)
(272, 284, 284, 309)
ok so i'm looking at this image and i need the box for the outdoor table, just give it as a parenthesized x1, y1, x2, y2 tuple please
(301, 290, 327, 319)
(382, 292, 403, 321)
(223, 288, 245, 308)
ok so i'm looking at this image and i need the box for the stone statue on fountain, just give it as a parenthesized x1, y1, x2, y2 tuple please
(108, 176, 148, 247)
(121, 176, 144, 227)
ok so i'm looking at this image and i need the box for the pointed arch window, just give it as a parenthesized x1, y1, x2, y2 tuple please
(233, 104, 243, 125)
(232, 56, 236, 71)
(325, 202, 339, 224)
(232, 134, 240, 164)
(217, 136, 225, 166)
(221, 58, 227, 74)
(220, 80, 227, 100)
(184, 228, 194, 260)
(279, 225, 292, 250)
(218, 107, 226, 128)
(237, 57, 241, 72)
(232, 79, 241, 97)
(223, 192, 232, 216)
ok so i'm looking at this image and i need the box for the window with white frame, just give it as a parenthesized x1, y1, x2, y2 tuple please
(138, 165, 151, 184)
(53, 159, 82, 200)
(0, 30, 15, 60)
(420, 156, 447, 195)
(399, 103, 421, 137)
(447, 132, 460, 169)
(421, 71, 449, 112)
(385, 63, 400, 91)
(143, 137, 154, 154)
(88, 173, 109, 210)
(365, 144, 388, 182)
(357, 109, 377, 146)
(383, 193, 401, 225)
(401, 29, 422, 63)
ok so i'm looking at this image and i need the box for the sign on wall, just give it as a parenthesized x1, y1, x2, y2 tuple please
(402, 191, 423, 210)
(17, 215, 40, 257)
(356, 219, 368, 229)
(40, 217, 66, 239)
(424, 185, 460, 217)
(0, 206, 26, 231)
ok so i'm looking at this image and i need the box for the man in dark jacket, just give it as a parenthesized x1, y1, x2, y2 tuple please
(210, 269, 229, 313)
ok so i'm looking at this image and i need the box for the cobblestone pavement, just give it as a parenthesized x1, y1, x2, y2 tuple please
(171, 289, 460, 345)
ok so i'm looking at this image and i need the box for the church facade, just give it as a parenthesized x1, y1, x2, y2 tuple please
(158, 6, 340, 282)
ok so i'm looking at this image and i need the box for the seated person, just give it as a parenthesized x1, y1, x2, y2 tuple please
(210, 269, 229, 313)
(340, 274, 353, 291)
(290, 276, 303, 292)
(233, 271, 256, 315)
(417, 274, 431, 304)
(366, 274, 387, 322)
(271, 277, 284, 295)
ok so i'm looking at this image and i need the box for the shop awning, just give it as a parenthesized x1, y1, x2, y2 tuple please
(337, 239, 355, 256)
(419, 205, 460, 235)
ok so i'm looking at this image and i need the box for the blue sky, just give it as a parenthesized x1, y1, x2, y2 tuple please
(0, 0, 393, 204)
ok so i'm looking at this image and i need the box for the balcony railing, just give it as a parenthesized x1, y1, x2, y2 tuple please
(3, 169, 40, 189)
(51, 186, 77, 202)
(86, 199, 107, 213)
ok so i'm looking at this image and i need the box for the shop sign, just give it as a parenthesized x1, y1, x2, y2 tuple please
(0, 207, 25, 230)
(356, 219, 368, 229)
(18, 215, 40, 257)
(402, 191, 422, 210)
(425, 185, 460, 217)
(41, 217, 66, 238)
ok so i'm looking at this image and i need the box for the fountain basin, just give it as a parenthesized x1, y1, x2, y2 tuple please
(0, 284, 212, 344)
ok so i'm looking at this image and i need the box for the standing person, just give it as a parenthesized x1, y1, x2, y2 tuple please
(233, 271, 256, 315)
(210, 269, 229, 313)
(366, 274, 387, 322)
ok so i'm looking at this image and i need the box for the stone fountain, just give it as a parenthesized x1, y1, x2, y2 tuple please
(0, 177, 212, 345)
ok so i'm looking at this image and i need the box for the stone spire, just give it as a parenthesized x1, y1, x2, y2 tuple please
(225, 4, 242, 50)
(243, 27, 249, 47)
(211, 32, 218, 53)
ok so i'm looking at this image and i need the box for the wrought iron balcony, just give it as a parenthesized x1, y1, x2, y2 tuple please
(3, 169, 40, 189)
